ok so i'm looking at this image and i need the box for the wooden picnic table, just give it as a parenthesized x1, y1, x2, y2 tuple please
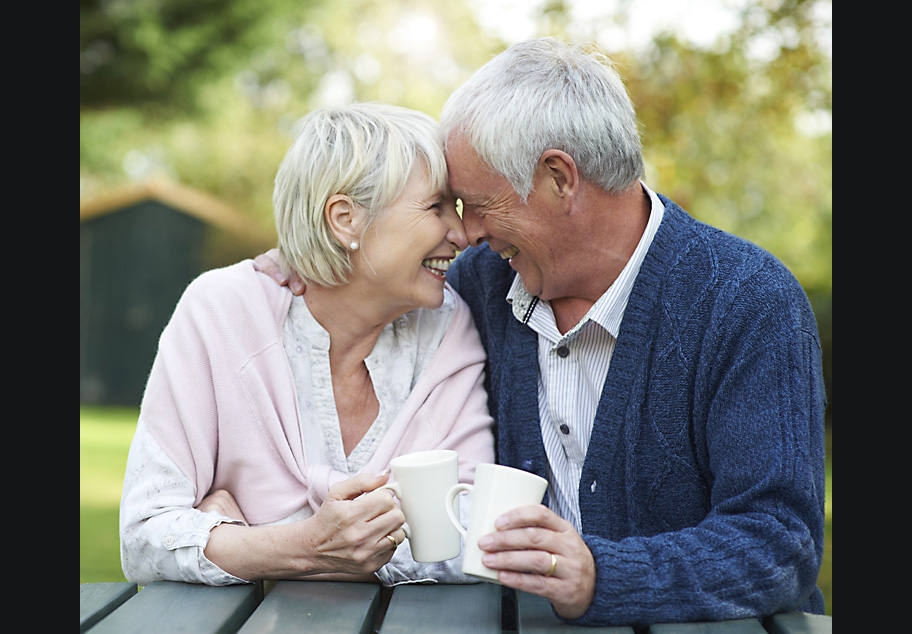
(80, 580, 832, 634)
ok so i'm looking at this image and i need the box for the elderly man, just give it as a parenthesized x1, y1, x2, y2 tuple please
(258, 37, 826, 629)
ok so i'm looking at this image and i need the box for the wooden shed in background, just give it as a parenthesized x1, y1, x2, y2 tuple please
(80, 178, 274, 406)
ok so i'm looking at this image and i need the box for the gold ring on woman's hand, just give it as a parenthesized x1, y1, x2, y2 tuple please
(386, 535, 399, 549)
(544, 553, 557, 578)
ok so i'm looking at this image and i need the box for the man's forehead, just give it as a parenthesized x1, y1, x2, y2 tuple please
(444, 132, 478, 166)
(446, 174, 483, 204)
(445, 138, 496, 201)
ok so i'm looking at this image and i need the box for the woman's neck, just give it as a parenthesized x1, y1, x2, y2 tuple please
(302, 282, 389, 359)
(302, 282, 385, 455)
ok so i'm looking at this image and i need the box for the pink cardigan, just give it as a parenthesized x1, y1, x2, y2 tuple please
(140, 260, 495, 525)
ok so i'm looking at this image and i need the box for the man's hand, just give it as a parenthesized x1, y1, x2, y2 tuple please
(252, 248, 306, 295)
(197, 489, 249, 525)
(478, 504, 596, 620)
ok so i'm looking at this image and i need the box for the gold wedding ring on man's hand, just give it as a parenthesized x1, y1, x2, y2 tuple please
(544, 553, 558, 578)
(386, 535, 399, 549)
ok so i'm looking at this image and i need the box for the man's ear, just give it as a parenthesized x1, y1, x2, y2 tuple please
(538, 150, 579, 201)
(325, 194, 359, 247)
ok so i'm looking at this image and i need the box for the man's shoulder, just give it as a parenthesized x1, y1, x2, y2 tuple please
(655, 195, 795, 281)
(650, 197, 811, 327)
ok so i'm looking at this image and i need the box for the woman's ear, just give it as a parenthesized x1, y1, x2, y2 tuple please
(325, 194, 359, 247)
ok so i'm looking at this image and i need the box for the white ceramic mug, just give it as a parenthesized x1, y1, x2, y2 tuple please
(445, 463, 548, 582)
(381, 449, 462, 562)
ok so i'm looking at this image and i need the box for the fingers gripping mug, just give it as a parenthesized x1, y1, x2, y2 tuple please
(381, 449, 462, 562)
(445, 463, 548, 582)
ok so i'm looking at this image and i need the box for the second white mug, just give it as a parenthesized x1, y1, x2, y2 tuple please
(445, 463, 548, 583)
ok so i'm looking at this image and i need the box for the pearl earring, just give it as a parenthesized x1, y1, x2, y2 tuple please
(350, 241, 359, 251)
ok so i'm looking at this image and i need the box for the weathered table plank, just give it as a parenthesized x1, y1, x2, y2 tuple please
(648, 619, 768, 633)
(80, 582, 138, 632)
(236, 580, 381, 634)
(77, 581, 834, 634)
(515, 591, 635, 634)
(85, 580, 263, 634)
(378, 582, 501, 633)
(764, 611, 832, 634)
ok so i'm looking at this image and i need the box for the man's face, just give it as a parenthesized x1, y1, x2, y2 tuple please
(445, 133, 558, 299)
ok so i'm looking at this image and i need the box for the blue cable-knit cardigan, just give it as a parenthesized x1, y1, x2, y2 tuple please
(446, 195, 826, 627)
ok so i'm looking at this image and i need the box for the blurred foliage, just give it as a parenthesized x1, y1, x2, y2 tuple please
(79, 0, 304, 111)
(79, 0, 830, 285)
(80, 0, 831, 417)
(80, 0, 500, 233)
(624, 0, 832, 294)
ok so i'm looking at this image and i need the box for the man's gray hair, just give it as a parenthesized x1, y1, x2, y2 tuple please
(440, 37, 644, 201)
(274, 102, 448, 286)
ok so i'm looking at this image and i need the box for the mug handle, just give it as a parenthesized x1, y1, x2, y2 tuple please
(445, 483, 473, 537)
(380, 482, 411, 539)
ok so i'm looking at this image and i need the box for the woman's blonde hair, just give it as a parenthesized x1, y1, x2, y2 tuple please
(274, 102, 448, 286)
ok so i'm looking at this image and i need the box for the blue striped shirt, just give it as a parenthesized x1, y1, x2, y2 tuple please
(506, 183, 664, 532)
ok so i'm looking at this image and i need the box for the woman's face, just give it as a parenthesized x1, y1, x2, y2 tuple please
(353, 162, 467, 317)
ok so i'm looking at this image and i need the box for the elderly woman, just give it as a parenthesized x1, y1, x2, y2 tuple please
(120, 103, 495, 586)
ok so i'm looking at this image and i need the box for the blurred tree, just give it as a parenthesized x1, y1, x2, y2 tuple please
(625, 0, 832, 294)
(296, 0, 500, 117)
(80, 0, 502, 227)
(79, 0, 303, 112)
(80, 0, 831, 296)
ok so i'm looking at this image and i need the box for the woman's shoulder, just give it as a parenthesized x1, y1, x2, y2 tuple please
(176, 259, 291, 328)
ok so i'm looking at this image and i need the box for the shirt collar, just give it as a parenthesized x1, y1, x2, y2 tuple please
(506, 181, 665, 338)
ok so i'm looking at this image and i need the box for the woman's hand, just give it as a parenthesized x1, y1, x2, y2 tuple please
(196, 489, 249, 525)
(202, 471, 406, 581)
(299, 471, 407, 576)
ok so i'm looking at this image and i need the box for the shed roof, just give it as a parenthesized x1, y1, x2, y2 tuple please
(80, 177, 272, 241)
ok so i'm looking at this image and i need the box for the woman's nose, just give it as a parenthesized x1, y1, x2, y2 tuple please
(447, 217, 468, 251)
(461, 206, 487, 248)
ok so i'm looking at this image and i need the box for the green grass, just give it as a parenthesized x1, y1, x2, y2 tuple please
(79, 406, 833, 615)
(80, 406, 136, 583)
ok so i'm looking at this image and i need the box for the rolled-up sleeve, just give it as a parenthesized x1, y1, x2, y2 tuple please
(119, 419, 248, 586)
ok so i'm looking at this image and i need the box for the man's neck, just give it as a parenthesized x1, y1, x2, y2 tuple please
(547, 183, 651, 334)
(549, 296, 596, 335)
